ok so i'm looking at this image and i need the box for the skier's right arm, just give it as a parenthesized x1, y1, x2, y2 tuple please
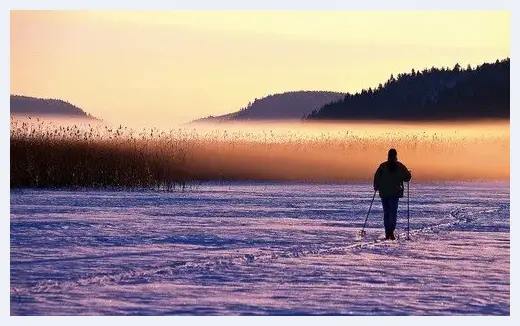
(401, 163, 412, 182)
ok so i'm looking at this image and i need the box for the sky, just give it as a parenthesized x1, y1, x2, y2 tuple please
(10, 10, 510, 126)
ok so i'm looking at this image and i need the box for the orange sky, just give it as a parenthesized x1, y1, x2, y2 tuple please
(10, 11, 510, 126)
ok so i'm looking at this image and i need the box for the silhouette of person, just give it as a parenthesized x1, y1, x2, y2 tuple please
(373, 148, 412, 240)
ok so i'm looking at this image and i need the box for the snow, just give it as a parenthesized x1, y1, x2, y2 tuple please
(10, 182, 509, 315)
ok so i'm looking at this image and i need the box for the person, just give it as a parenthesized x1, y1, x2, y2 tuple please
(373, 148, 412, 240)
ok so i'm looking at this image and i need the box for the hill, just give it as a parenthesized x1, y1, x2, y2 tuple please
(10, 95, 98, 120)
(192, 91, 345, 123)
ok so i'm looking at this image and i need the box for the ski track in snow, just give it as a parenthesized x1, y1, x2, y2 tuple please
(10, 182, 509, 315)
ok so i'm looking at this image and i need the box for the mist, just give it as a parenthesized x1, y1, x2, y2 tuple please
(183, 120, 509, 182)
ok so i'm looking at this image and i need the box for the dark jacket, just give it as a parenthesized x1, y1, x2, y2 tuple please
(373, 161, 412, 198)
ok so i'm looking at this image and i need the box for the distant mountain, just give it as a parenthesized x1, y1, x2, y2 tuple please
(10, 95, 98, 120)
(307, 58, 510, 121)
(192, 91, 346, 123)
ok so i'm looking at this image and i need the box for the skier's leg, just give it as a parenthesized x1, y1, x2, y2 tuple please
(381, 197, 390, 239)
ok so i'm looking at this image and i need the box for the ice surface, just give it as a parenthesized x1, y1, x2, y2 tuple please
(10, 182, 509, 315)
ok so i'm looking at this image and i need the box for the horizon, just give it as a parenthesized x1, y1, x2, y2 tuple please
(9, 57, 510, 126)
(10, 10, 510, 126)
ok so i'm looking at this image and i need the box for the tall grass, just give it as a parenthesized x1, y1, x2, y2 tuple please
(10, 118, 509, 189)
(10, 119, 190, 189)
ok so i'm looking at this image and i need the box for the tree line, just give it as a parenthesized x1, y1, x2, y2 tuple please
(306, 58, 510, 121)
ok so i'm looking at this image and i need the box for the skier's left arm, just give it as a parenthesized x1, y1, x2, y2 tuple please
(373, 165, 382, 191)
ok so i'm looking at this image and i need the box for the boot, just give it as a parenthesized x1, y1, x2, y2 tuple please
(389, 232, 396, 240)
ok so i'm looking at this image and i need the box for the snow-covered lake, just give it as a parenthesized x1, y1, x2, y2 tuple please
(10, 182, 510, 315)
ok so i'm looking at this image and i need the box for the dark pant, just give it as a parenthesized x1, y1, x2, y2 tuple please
(381, 197, 399, 235)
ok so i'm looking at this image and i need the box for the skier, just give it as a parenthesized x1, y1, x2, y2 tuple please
(373, 148, 412, 240)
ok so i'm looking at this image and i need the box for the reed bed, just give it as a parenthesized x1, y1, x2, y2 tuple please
(10, 119, 189, 189)
(10, 118, 509, 189)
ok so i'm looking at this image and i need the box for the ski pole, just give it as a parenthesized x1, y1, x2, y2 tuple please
(407, 181, 410, 240)
(360, 190, 377, 236)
